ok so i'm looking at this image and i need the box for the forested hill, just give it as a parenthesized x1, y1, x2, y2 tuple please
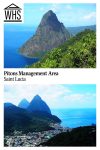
(40, 125, 96, 146)
(67, 25, 96, 36)
(27, 29, 96, 68)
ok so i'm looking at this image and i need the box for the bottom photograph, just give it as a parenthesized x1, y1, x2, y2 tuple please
(4, 84, 96, 147)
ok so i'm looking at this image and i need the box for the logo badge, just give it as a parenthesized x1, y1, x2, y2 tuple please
(4, 3, 22, 22)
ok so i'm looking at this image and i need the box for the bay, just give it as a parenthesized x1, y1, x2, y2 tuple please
(4, 25, 38, 68)
(51, 108, 96, 128)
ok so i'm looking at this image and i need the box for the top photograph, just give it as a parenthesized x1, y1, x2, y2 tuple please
(4, 3, 96, 68)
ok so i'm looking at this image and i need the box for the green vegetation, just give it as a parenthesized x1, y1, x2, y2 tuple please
(28, 29, 96, 68)
(4, 114, 54, 135)
(67, 25, 96, 36)
(41, 125, 96, 146)
(4, 106, 61, 135)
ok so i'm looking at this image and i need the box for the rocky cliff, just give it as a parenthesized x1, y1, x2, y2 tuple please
(19, 10, 70, 57)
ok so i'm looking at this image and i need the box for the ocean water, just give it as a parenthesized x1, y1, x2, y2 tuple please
(51, 108, 96, 128)
(4, 26, 38, 68)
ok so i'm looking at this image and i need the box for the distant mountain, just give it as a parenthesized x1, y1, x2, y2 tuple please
(27, 95, 51, 114)
(19, 10, 70, 57)
(18, 99, 29, 109)
(67, 25, 96, 36)
(28, 29, 96, 68)
(4, 97, 61, 135)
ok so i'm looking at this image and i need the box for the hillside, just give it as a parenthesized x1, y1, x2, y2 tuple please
(28, 29, 96, 68)
(27, 95, 51, 114)
(40, 125, 96, 146)
(4, 102, 14, 108)
(18, 99, 29, 109)
(4, 103, 61, 135)
(67, 25, 96, 36)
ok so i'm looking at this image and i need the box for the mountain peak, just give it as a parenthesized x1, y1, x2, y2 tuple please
(34, 94, 41, 99)
(45, 10, 55, 16)
(47, 10, 54, 14)
(40, 10, 60, 29)
(42, 10, 56, 18)
(27, 95, 51, 114)
(18, 98, 29, 109)
(20, 10, 70, 57)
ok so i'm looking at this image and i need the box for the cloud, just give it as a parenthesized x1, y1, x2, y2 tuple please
(4, 85, 71, 106)
(62, 92, 96, 108)
(64, 94, 84, 102)
(4, 85, 96, 108)
(83, 12, 96, 20)
(65, 4, 72, 10)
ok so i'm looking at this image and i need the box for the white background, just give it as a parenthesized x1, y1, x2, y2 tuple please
(0, 0, 100, 150)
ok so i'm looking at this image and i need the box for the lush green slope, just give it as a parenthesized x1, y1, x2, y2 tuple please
(28, 29, 96, 68)
(67, 25, 96, 36)
(4, 105, 61, 135)
(41, 125, 96, 146)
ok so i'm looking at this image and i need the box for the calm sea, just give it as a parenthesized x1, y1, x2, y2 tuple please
(51, 108, 96, 128)
(4, 26, 38, 68)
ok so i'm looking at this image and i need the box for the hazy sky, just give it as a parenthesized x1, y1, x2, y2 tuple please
(23, 3, 96, 27)
(4, 84, 96, 109)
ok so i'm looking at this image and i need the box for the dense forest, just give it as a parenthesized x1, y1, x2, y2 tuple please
(40, 125, 96, 146)
(27, 29, 96, 68)
(4, 105, 61, 135)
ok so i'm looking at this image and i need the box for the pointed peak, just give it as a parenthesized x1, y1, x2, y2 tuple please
(35, 94, 41, 97)
(40, 10, 59, 28)
(46, 10, 55, 15)
(43, 10, 56, 18)
(18, 99, 29, 109)
(33, 95, 41, 100)
(21, 98, 29, 102)
(27, 95, 51, 114)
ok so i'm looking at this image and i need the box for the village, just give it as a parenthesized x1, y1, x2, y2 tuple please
(4, 123, 71, 147)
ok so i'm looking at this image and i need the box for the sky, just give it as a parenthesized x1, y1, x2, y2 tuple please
(23, 3, 96, 27)
(4, 84, 96, 109)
